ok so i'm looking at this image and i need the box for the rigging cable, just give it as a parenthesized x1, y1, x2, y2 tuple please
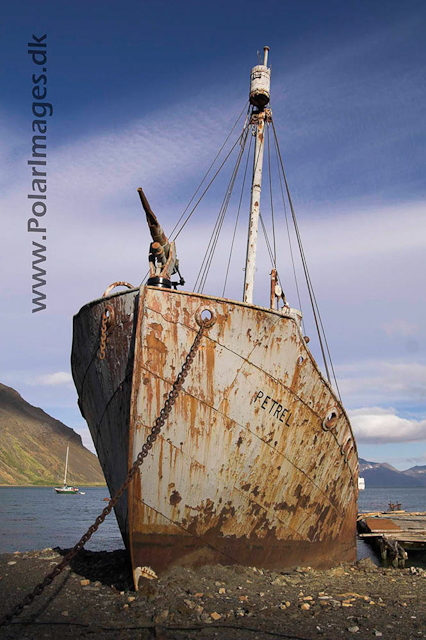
(272, 131, 305, 333)
(222, 133, 253, 297)
(271, 117, 341, 398)
(266, 122, 277, 265)
(140, 106, 249, 287)
(195, 124, 250, 293)
(171, 103, 251, 241)
(259, 212, 277, 270)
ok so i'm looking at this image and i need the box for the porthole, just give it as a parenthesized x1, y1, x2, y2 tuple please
(322, 409, 338, 431)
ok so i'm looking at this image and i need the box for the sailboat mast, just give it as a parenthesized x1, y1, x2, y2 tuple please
(243, 46, 271, 304)
(64, 445, 69, 486)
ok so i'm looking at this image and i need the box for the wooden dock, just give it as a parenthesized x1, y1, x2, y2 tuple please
(357, 511, 426, 567)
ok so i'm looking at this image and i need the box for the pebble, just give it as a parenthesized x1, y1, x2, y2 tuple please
(7, 562, 16, 566)
(300, 603, 310, 610)
(347, 626, 359, 633)
(218, 587, 226, 594)
(61, 611, 69, 617)
(183, 599, 195, 609)
(373, 632, 383, 637)
(210, 611, 222, 620)
(128, 596, 135, 602)
(154, 610, 169, 623)
(80, 579, 90, 586)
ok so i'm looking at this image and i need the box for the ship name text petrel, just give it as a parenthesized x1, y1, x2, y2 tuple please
(253, 390, 292, 426)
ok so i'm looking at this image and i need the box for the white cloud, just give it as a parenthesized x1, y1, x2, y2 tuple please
(34, 372, 73, 386)
(349, 407, 426, 443)
(382, 319, 419, 337)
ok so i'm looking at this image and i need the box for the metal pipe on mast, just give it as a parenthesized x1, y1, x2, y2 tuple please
(243, 47, 271, 304)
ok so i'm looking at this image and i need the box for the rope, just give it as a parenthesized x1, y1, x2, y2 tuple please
(273, 133, 305, 333)
(140, 106, 251, 287)
(198, 128, 249, 293)
(271, 118, 342, 396)
(194, 125, 249, 293)
(171, 103, 250, 241)
(259, 213, 277, 270)
(267, 123, 277, 265)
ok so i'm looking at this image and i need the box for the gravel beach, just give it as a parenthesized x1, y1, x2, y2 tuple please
(1, 548, 426, 640)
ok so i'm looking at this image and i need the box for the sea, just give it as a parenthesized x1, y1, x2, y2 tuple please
(1, 486, 426, 565)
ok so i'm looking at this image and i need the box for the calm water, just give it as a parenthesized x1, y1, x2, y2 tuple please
(358, 486, 426, 513)
(1, 486, 425, 560)
(357, 487, 426, 567)
(0, 487, 124, 554)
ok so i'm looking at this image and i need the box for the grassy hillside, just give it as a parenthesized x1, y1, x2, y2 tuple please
(0, 383, 105, 486)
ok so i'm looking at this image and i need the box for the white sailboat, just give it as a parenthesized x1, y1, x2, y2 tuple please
(54, 445, 79, 494)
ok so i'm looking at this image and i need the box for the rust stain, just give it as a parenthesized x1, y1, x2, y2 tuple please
(72, 285, 358, 584)
(170, 490, 182, 506)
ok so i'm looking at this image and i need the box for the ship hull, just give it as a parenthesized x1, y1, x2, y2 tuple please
(72, 286, 358, 582)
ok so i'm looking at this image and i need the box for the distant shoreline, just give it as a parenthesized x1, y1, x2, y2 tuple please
(0, 484, 106, 488)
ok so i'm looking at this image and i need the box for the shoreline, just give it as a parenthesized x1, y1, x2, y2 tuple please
(0, 484, 106, 488)
(1, 548, 425, 639)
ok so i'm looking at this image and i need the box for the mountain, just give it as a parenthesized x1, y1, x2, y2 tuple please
(359, 458, 399, 473)
(0, 383, 104, 486)
(359, 458, 426, 488)
(403, 465, 426, 479)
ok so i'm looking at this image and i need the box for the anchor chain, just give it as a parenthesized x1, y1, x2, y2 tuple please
(98, 309, 109, 360)
(0, 320, 208, 627)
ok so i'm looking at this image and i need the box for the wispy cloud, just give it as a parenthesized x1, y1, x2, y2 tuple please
(33, 372, 73, 387)
(339, 361, 426, 407)
(383, 319, 419, 338)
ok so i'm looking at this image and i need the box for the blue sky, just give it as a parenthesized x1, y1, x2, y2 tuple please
(1, 0, 426, 470)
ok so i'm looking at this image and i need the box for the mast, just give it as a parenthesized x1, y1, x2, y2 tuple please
(64, 445, 69, 486)
(243, 46, 271, 304)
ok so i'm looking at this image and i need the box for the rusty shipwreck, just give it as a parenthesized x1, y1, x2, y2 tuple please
(71, 47, 358, 585)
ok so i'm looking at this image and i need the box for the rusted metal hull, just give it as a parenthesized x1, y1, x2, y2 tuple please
(72, 286, 358, 583)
